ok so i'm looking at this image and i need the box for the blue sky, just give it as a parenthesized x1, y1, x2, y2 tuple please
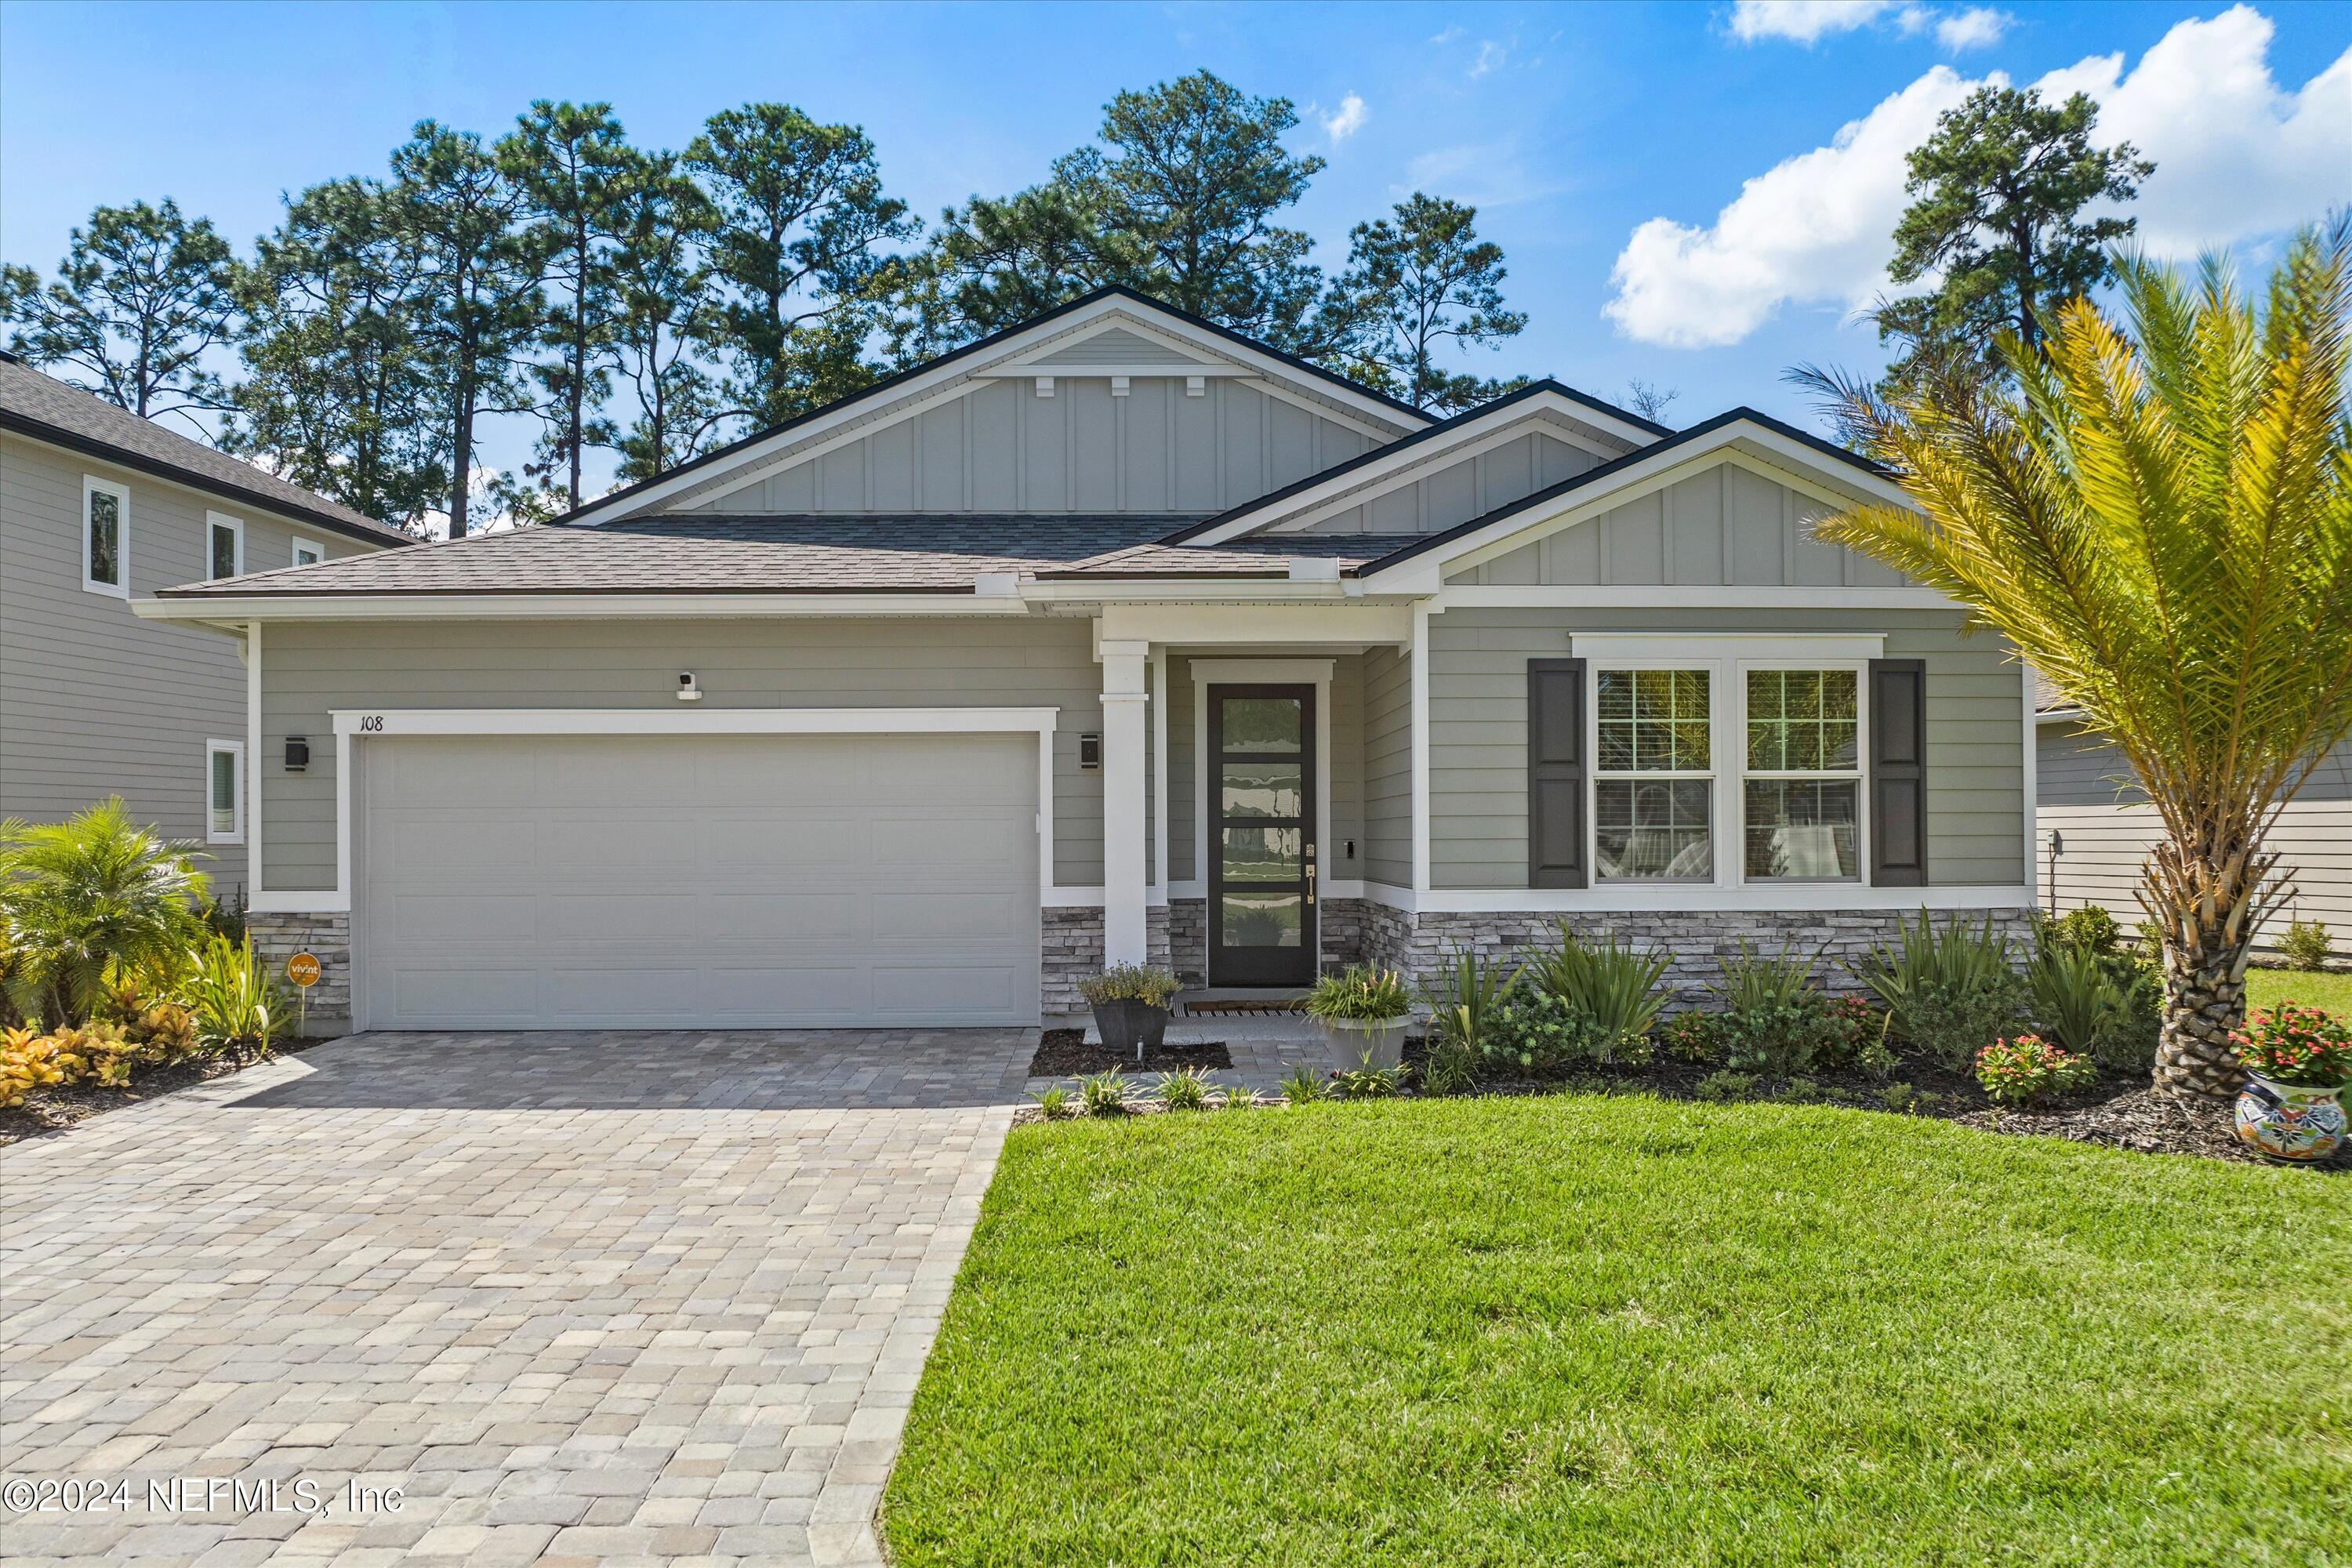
(4, 0, 2347, 510)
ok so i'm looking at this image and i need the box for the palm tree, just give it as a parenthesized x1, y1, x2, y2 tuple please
(0, 797, 210, 1026)
(1798, 220, 2352, 1098)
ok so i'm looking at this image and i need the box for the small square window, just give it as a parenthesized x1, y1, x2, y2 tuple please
(292, 537, 323, 568)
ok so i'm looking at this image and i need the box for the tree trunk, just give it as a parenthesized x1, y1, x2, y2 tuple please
(2154, 946, 2249, 1099)
(2144, 827, 2272, 1100)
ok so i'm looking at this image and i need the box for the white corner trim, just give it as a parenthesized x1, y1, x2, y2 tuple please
(2020, 670, 2039, 907)
(1152, 648, 1169, 894)
(245, 621, 262, 890)
(1410, 603, 1432, 897)
(1188, 659, 1334, 984)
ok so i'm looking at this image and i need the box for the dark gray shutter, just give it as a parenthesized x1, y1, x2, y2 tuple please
(1528, 659, 1587, 889)
(1869, 659, 1927, 886)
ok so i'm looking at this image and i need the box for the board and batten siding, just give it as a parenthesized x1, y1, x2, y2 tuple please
(1295, 430, 1610, 535)
(0, 432, 381, 895)
(681, 376, 1379, 517)
(1165, 654, 1367, 888)
(256, 617, 1117, 892)
(2040, 727, 2350, 952)
(1426, 607, 2027, 890)
(1446, 462, 1911, 590)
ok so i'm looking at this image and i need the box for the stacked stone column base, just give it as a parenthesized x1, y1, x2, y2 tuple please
(245, 910, 353, 1037)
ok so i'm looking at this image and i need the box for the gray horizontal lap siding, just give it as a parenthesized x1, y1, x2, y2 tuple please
(1427, 607, 2027, 890)
(1362, 645, 1412, 888)
(256, 617, 1109, 892)
(0, 433, 381, 898)
(683, 376, 1377, 516)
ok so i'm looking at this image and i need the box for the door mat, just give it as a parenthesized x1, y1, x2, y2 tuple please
(1182, 1000, 1306, 1016)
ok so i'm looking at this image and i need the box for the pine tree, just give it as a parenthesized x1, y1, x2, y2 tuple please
(1334, 194, 1527, 413)
(609, 151, 726, 481)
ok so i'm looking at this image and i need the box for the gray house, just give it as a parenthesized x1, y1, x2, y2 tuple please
(0, 352, 410, 898)
(136, 289, 2036, 1033)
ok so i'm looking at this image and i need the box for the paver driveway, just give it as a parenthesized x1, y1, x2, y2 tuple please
(1, 1030, 1031, 1567)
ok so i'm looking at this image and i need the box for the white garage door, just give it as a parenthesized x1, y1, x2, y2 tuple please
(358, 732, 1040, 1029)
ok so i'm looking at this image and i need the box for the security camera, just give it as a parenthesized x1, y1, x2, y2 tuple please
(677, 671, 702, 702)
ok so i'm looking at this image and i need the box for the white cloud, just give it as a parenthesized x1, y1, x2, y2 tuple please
(1470, 39, 1508, 78)
(1606, 6, 2352, 348)
(1403, 138, 1566, 210)
(1430, 25, 1465, 45)
(1322, 93, 1368, 144)
(1729, 1, 1898, 45)
(1933, 6, 2009, 50)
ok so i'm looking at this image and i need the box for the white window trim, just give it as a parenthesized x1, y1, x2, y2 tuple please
(1589, 660, 1723, 887)
(1735, 659, 1868, 885)
(291, 535, 325, 568)
(205, 739, 245, 845)
(1186, 659, 1334, 980)
(82, 475, 130, 597)
(207, 511, 245, 580)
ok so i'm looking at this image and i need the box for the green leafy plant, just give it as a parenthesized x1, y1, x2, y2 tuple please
(182, 934, 285, 1060)
(2230, 1005, 2352, 1088)
(2040, 904, 2125, 957)
(1711, 942, 1831, 1076)
(1659, 1011, 1722, 1065)
(1693, 1070, 1757, 1103)
(1028, 1085, 1072, 1119)
(1520, 925, 1671, 1045)
(1482, 989, 1642, 1076)
(1078, 1069, 1132, 1116)
(0, 800, 210, 1026)
(1218, 1083, 1257, 1110)
(1302, 966, 1414, 1022)
(1278, 1064, 1327, 1105)
(2279, 917, 2334, 972)
(1078, 964, 1181, 1007)
(1156, 1065, 1214, 1109)
(1853, 910, 2026, 1070)
(1421, 947, 1514, 1094)
(1976, 1033, 2097, 1106)
(2029, 927, 2161, 1073)
(1331, 1053, 1406, 1099)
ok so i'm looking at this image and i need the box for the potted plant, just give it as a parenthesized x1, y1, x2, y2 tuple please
(2230, 1004, 2350, 1162)
(1303, 965, 1417, 1071)
(1079, 964, 1181, 1062)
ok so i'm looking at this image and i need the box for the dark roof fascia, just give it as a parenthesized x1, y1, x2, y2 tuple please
(551, 285, 1435, 528)
(1348, 408, 1893, 577)
(0, 408, 412, 550)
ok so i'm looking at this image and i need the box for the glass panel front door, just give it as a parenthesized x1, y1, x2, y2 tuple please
(1209, 685, 1316, 986)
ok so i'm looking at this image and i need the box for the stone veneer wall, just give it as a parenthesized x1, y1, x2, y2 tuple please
(1318, 897, 1370, 976)
(246, 911, 354, 1035)
(1168, 899, 1207, 985)
(1361, 905, 2035, 1009)
(1040, 906, 1172, 1015)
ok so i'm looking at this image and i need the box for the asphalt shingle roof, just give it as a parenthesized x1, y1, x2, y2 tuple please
(0, 353, 410, 546)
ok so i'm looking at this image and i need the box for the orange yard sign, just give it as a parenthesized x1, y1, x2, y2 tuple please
(286, 953, 321, 988)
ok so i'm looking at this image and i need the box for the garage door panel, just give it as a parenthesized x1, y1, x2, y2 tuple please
(361, 732, 1040, 1029)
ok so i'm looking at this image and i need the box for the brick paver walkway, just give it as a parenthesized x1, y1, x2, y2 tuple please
(1, 1030, 1029, 1566)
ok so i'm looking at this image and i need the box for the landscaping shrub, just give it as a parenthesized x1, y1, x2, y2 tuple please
(2046, 904, 2125, 956)
(1659, 1011, 1722, 1065)
(1078, 1070, 1131, 1116)
(1330, 1060, 1406, 1099)
(1693, 1070, 1756, 1102)
(2029, 923, 2161, 1073)
(1483, 989, 1652, 1075)
(183, 935, 285, 1058)
(1028, 1085, 1072, 1119)
(2280, 917, 2335, 972)
(1519, 925, 1671, 1044)
(1279, 1065, 1327, 1105)
(1218, 1083, 1256, 1110)
(1853, 910, 2026, 1070)
(1421, 947, 1515, 1094)
(1711, 942, 1831, 1076)
(0, 799, 210, 1027)
(1078, 964, 1180, 1008)
(1302, 966, 1414, 1022)
(2230, 1004, 2352, 1087)
(1155, 1066, 1213, 1109)
(1, 1026, 67, 1107)
(1975, 1034, 2097, 1107)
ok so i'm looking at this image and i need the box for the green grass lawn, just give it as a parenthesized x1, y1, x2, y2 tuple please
(2248, 966, 2352, 1018)
(884, 1098, 2348, 1566)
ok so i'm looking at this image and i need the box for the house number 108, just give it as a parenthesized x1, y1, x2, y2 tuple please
(358, 715, 385, 731)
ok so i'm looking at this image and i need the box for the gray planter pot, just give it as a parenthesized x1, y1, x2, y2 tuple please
(1092, 998, 1172, 1059)
(1319, 1014, 1410, 1072)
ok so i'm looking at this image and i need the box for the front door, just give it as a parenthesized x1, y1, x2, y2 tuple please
(1208, 684, 1317, 986)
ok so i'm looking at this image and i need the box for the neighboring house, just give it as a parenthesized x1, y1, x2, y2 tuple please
(138, 288, 2035, 1034)
(2037, 684, 2350, 954)
(0, 351, 411, 901)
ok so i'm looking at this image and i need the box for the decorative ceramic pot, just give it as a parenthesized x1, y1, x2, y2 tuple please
(1320, 1014, 1410, 1072)
(1092, 999, 1171, 1059)
(2234, 1073, 2346, 1163)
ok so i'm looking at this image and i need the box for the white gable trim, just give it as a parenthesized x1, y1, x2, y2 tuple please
(1354, 420, 1920, 594)
(1180, 390, 1656, 547)
(565, 296, 1425, 525)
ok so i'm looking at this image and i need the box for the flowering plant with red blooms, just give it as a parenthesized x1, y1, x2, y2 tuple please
(2230, 1005, 2352, 1088)
(1975, 1033, 2097, 1107)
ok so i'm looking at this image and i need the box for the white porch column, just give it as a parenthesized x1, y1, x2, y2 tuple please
(1098, 637, 1151, 965)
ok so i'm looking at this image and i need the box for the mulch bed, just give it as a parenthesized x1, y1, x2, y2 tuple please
(1028, 1028, 1234, 1076)
(0, 1038, 334, 1147)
